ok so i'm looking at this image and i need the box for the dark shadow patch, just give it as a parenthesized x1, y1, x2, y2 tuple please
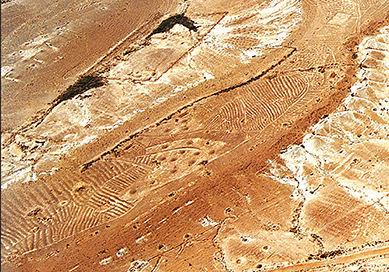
(53, 74, 106, 106)
(148, 14, 197, 38)
(74, 186, 86, 193)
(27, 207, 42, 217)
(308, 249, 344, 260)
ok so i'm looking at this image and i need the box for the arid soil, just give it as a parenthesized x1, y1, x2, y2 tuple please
(1, 0, 389, 271)
(1, 0, 182, 132)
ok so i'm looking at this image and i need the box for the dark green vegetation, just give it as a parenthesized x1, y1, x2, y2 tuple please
(149, 14, 197, 37)
(53, 74, 106, 106)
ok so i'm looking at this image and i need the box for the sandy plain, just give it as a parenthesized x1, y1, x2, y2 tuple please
(1, 0, 389, 271)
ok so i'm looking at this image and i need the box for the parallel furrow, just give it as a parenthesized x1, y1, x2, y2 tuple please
(99, 186, 122, 200)
(86, 213, 101, 229)
(107, 161, 125, 176)
(88, 194, 108, 209)
(104, 208, 128, 218)
(2, 210, 32, 242)
(95, 161, 116, 180)
(88, 165, 110, 182)
(74, 207, 95, 233)
(242, 99, 266, 130)
(205, 114, 222, 130)
(246, 84, 276, 117)
(106, 175, 132, 192)
(256, 80, 279, 101)
(281, 75, 296, 97)
(233, 101, 245, 130)
(127, 167, 146, 181)
(43, 226, 53, 247)
(73, 192, 93, 207)
(271, 77, 288, 99)
(323, 207, 369, 239)
(1, 230, 20, 246)
(34, 229, 42, 250)
(87, 187, 122, 209)
(67, 207, 85, 236)
(250, 97, 276, 123)
(269, 101, 285, 117)
(8, 191, 31, 215)
(92, 162, 115, 180)
(285, 75, 306, 97)
(323, 190, 354, 207)
(55, 205, 69, 224)
(82, 173, 101, 191)
(52, 205, 72, 241)
(2, 200, 25, 222)
(1, 234, 15, 249)
(26, 232, 35, 253)
(109, 199, 131, 214)
(110, 160, 128, 173)
(99, 189, 131, 211)
(57, 176, 76, 193)
(15, 240, 26, 255)
(134, 155, 152, 166)
(61, 206, 81, 239)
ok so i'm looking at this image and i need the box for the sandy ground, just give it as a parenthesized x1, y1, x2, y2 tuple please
(1, 0, 389, 271)
(1, 0, 182, 132)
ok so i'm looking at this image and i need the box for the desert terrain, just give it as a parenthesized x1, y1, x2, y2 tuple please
(1, 0, 389, 271)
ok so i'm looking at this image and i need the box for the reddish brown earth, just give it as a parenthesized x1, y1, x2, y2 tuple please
(2, 0, 389, 271)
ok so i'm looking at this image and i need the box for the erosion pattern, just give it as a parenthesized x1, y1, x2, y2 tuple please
(1, 0, 389, 271)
